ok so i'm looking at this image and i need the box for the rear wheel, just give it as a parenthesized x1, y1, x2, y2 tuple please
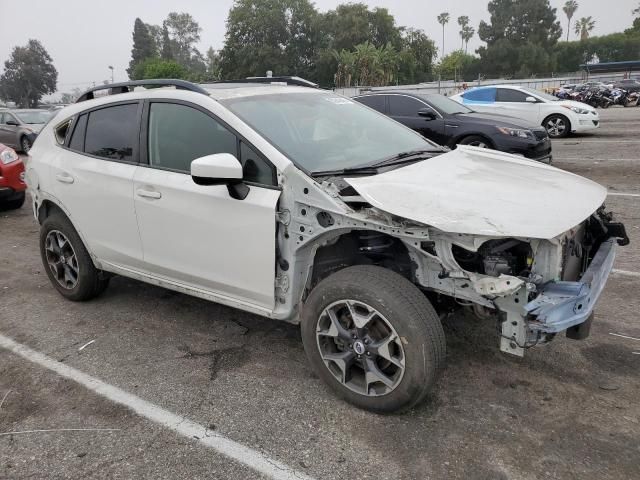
(39, 212, 109, 301)
(20, 136, 32, 153)
(301, 266, 446, 413)
(458, 135, 492, 149)
(544, 114, 570, 138)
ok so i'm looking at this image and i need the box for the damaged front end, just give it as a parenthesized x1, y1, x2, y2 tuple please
(422, 207, 629, 356)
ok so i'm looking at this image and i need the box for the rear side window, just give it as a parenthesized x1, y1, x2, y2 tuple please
(357, 95, 386, 113)
(462, 88, 496, 103)
(147, 102, 236, 173)
(85, 103, 139, 161)
(497, 89, 529, 103)
(68, 114, 87, 151)
(388, 96, 424, 116)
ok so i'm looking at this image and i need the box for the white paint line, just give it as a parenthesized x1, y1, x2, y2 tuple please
(633, 352, 640, 355)
(555, 158, 640, 162)
(608, 193, 640, 198)
(607, 192, 640, 197)
(612, 269, 640, 278)
(609, 333, 640, 342)
(560, 140, 640, 144)
(78, 339, 95, 351)
(0, 333, 315, 480)
(0, 428, 120, 437)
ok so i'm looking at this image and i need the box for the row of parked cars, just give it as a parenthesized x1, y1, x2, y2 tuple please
(0, 108, 59, 209)
(18, 77, 626, 413)
(353, 84, 600, 165)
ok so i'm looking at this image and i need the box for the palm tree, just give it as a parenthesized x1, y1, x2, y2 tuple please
(575, 16, 595, 41)
(461, 25, 475, 53)
(563, 1, 579, 42)
(457, 16, 470, 50)
(437, 12, 450, 58)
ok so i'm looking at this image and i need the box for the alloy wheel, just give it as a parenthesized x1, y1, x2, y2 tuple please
(316, 300, 406, 397)
(21, 137, 31, 153)
(44, 230, 79, 289)
(546, 117, 567, 138)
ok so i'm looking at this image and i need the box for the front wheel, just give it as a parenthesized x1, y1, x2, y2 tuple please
(458, 135, 492, 149)
(301, 266, 446, 413)
(544, 114, 571, 138)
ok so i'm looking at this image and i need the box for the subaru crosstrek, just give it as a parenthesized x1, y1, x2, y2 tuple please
(24, 79, 628, 413)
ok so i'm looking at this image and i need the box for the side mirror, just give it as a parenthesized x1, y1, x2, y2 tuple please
(191, 153, 249, 200)
(5, 120, 19, 126)
(525, 96, 538, 103)
(418, 108, 437, 120)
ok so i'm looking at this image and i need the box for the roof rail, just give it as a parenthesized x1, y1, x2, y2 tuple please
(209, 76, 319, 88)
(76, 79, 209, 103)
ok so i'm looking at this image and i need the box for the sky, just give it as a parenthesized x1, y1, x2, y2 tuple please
(0, 0, 637, 97)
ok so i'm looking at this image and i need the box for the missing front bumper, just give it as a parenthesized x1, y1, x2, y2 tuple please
(525, 238, 617, 336)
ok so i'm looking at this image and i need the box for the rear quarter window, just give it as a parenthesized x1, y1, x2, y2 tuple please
(462, 88, 497, 104)
(84, 103, 139, 161)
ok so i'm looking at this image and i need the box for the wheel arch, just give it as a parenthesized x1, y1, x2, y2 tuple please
(451, 133, 496, 150)
(36, 198, 100, 268)
(305, 230, 416, 295)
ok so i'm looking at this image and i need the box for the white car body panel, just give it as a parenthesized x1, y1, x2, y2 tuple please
(344, 146, 607, 239)
(50, 147, 144, 268)
(132, 166, 280, 309)
(451, 86, 600, 134)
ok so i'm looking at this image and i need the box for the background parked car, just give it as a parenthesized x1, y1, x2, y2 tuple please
(451, 85, 600, 138)
(0, 142, 26, 210)
(611, 79, 640, 93)
(354, 92, 552, 163)
(0, 109, 52, 152)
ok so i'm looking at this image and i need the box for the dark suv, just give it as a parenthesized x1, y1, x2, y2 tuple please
(354, 92, 552, 163)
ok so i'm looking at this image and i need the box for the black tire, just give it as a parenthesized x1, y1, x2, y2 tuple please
(2, 192, 25, 210)
(301, 265, 446, 413)
(543, 114, 571, 138)
(20, 136, 32, 153)
(457, 135, 493, 149)
(39, 212, 110, 301)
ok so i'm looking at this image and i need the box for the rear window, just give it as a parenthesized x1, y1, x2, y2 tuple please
(84, 103, 138, 161)
(462, 88, 496, 103)
(496, 89, 529, 103)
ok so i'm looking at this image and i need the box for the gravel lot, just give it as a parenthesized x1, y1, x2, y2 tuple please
(1, 107, 639, 480)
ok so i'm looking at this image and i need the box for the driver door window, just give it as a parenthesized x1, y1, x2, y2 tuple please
(496, 89, 530, 103)
(147, 102, 275, 185)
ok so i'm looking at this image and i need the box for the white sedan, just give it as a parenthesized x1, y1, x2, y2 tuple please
(451, 85, 600, 138)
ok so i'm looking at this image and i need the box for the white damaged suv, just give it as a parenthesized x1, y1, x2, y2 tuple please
(25, 79, 628, 413)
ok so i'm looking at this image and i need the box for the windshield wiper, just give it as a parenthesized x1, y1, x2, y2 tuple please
(311, 149, 442, 178)
(311, 166, 380, 177)
(370, 149, 441, 168)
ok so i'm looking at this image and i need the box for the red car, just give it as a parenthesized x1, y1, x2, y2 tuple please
(0, 143, 26, 210)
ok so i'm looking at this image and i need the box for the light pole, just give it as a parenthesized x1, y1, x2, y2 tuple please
(108, 66, 114, 83)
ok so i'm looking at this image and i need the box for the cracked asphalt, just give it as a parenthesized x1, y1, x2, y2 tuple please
(1, 107, 639, 479)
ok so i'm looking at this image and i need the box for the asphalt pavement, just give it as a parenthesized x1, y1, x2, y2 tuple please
(1, 107, 639, 480)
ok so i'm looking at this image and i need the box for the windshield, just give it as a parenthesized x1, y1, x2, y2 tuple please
(520, 87, 558, 102)
(14, 111, 51, 124)
(222, 92, 438, 173)
(423, 94, 473, 114)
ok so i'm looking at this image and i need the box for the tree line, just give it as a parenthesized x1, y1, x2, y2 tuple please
(2, 0, 640, 107)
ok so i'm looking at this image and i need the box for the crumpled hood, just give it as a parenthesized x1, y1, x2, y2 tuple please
(344, 146, 607, 239)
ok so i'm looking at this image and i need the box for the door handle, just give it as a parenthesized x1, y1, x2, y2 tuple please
(136, 188, 162, 199)
(55, 172, 74, 184)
